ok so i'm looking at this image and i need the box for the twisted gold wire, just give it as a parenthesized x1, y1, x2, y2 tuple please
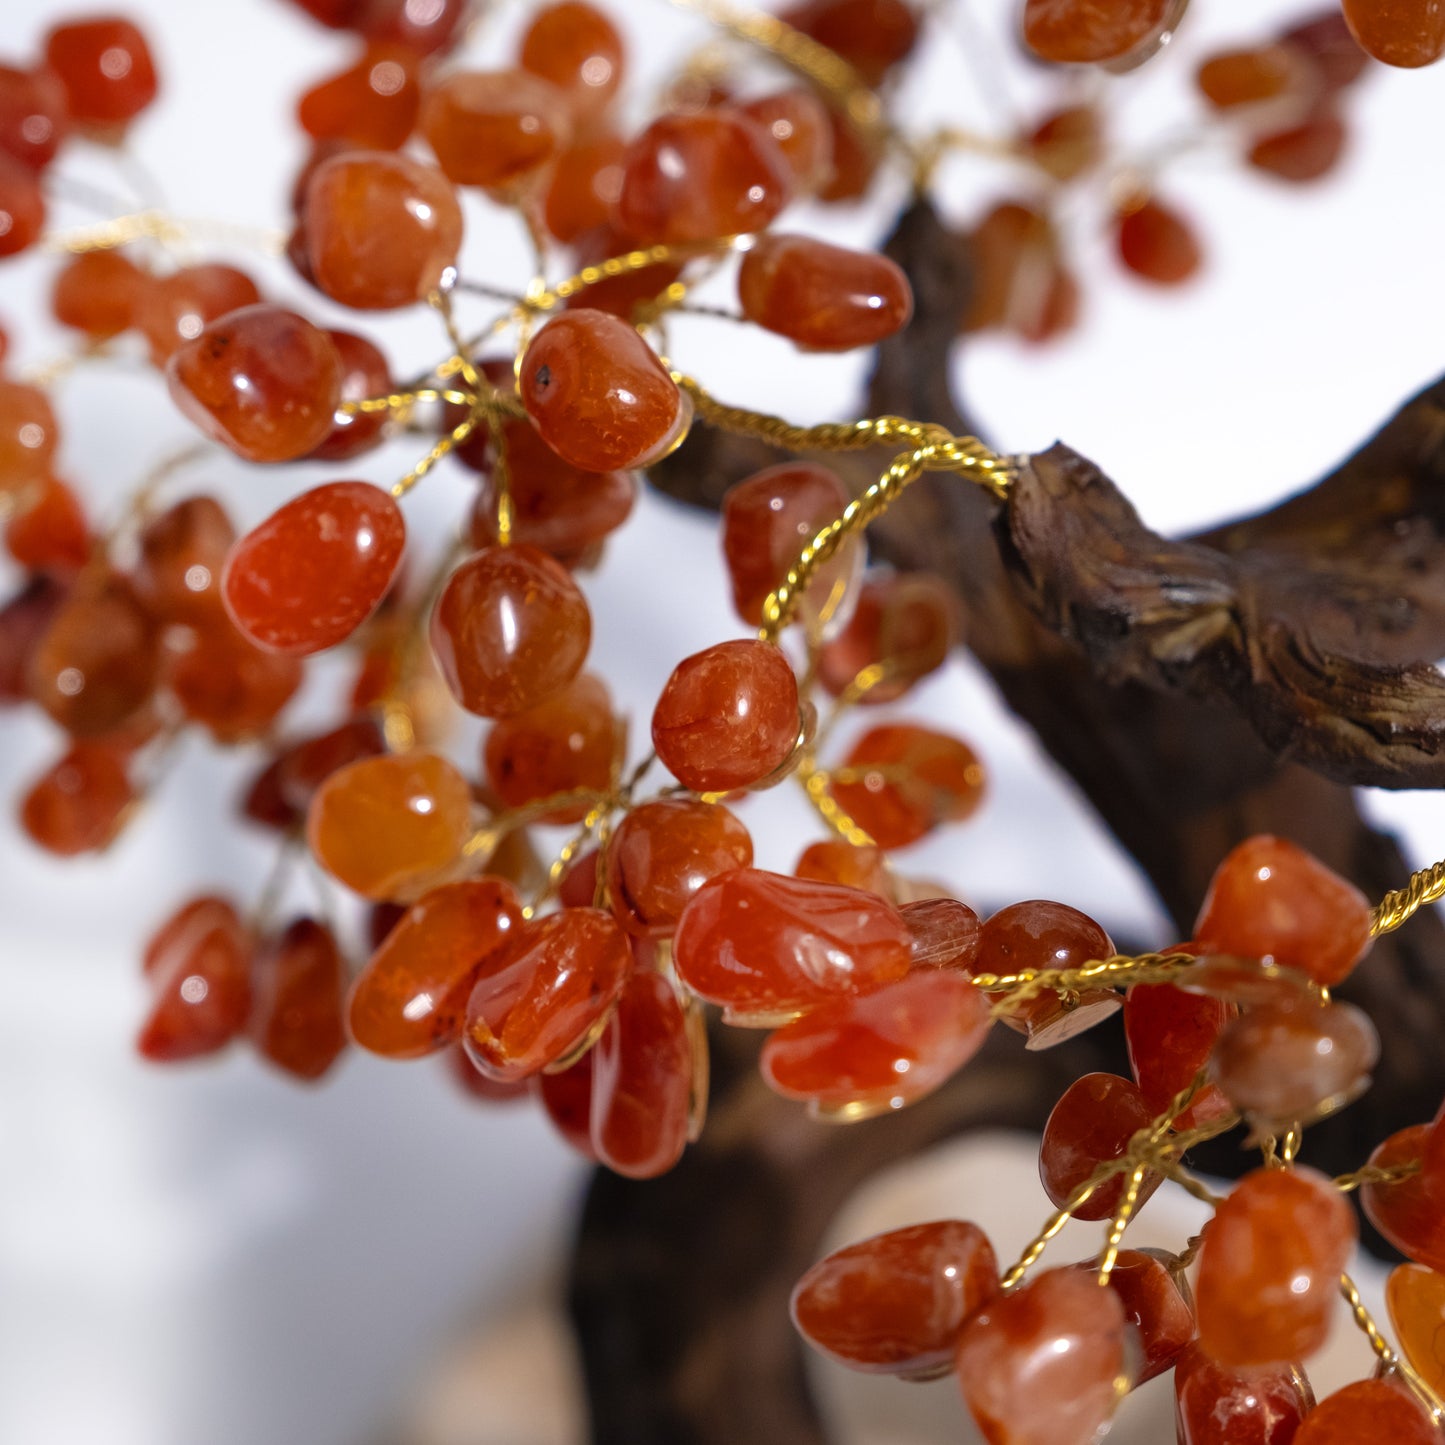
(1371, 857, 1445, 936)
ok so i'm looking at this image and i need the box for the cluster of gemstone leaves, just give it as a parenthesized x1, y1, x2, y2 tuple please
(2, 1, 1445, 1442)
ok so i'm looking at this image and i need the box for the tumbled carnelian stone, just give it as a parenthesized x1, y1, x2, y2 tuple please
(740, 89, 833, 195)
(830, 723, 985, 850)
(463, 906, 633, 1082)
(739, 234, 913, 351)
(242, 716, 387, 832)
(132, 494, 234, 625)
(0, 576, 65, 704)
(901, 897, 981, 969)
(1174, 1342, 1315, 1444)
(1248, 113, 1348, 184)
(796, 839, 892, 898)
(1116, 199, 1202, 286)
(51, 250, 145, 338)
(1039, 1073, 1162, 1221)
(1125, 979, 1235, 1130)
(167, 618, 303, 742)
(138, 897, 252, 1062)
(1193, 835, 1372, 987)
(962, 201, 1056, 334)
(1425, 1104, 1445, 1199)
(779, 0, 921, 86)
(1025, 104, 1103, 182)
(673, 867, 911, 1021)
(616, 107, 792, 244)
(44, 16, 158, 131)
(297, 43, 420, 150)
(1387, 1264, 1445, 1398)
(1296, 1380, 1439, 1442)
(519, 2, 625, 121)
(304, 150, 463, 309)
(955, 1266, 1128, 1444)
(1175, 954, 1317, 1009)
(591, 967, 691, 1179)
(5, 475, 89, 574)
(308, 751, 472, 900)
(651, 639, 800, 794)
(250, 917, 348, 1081)
(1022, 0, 1171, 64)
(224, 481, 405, 655)
(362, 0, 469, 55)
(1363, 1126, 1445, 1273)
(0, 154, 44, 258)
(310, 328, 392, 461)
(350, 878, 525, 1058)
(449, 1041, 531, 1103)
(1196, 1166, 1356, 1366)
(519, 308, 687, 472)
(0, 379, 60, 502)
(20, 739, 133, 855)
(543, 135, 627, 244)
(1281, 13, 1369, 91)
(422, 69, 568, 191)
(1085, 1249, 1193, 1385)
(535, 1046, 597, 1158)
(135, 263, 260, 365)
(1341, 0, 1445, 68)
(1197, 46, 1309, 108)
(0, 65, 69, 171)
(793, 1220, 998, 1376)
(761, 969, 991, 1116)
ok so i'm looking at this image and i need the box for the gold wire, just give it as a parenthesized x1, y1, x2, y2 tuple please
(1371, 857, 1445, 936)
(1340, 1273, 1445, 1421)
(1334, 1157, 1422, 1194)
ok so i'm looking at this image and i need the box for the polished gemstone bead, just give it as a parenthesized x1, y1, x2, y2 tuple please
(297, 43, 420, 150)
(138, 896, 252, 1062)
(519, 2, 624, 121)
(250, 917, 348, 1080)
(1039, 1073, 1162, 1220)
(1025, 104, 1103, 181)
(591, 968, 691, 1178)
(817, 103, 880, 203)
(1022, 0, 1172, 64)
(962, 201, 1077, 342)
(44, 16, 158, 132)
(361, 0, 469, 55)
(1280, 13, 1369, 91)
(1248, 113, 1347, 183)
(0, 379, 59, 502)
(761, 968, 991, 1117)
(1124, 979, 1235, 1129)
(720, 461, 857, 629)
(1116, 199, 1202, 285)
(901, 897, 981, 970)
(167, 618, 303, 742)
(19, 739, 133, 855)
(1341, 0, 1445, 67)
(430, 543, 591, 718)
(303, 150, 463, 309)
(818, 573, 956, 704)
(242, 716, 387, 831)
(1196, 1166, 1356, 1366)
(830, 723, 985, 849)
(224, 481, 405, 654)
(615, 108, 792, 244)
(673, 867, 911, 1021)
(519, 308, 688, 471)
(1197, 46, 1309, 108)
(536, 1047, 597, 1157)
(0, 575, 66, 704)
(135, 263, 261, 365)
(350, 878, 525, 1057)
(792, 1220, 998, 1376)
(1295, 1380, 1439, 1442)
(1362, 1127, 1445, 1273)
(1387, 1264, 1445, 1398)
(0, 65, 69, 170)
(5, 475, 88, 574)
(463, 906, 632, 1082)
(310, 328, 392, 461)
(955, 1266, 1128, 1445)
(1174, 1342, 1315, 1444)
(1175, 954, 1316, 1008)
(543, 135, 626, 243)
(448, 1041, 530, 1103)
(740, 88, 833, 195)
(1193, 836, 1372, 987)
(779, 0, 921, 86)
(132, 494, 234, 625)
(1086, 1249, 1193, 1384)
(51, 250, 144, 338)
(795, 839, 892, 898)
(308, 751, 472, 900)
(421, 69, 569, 191)
(563, 223, 685, 320)
(651, 639, 800, 794)
(1424, 1103, 1445, 1199)
(0, 154, 45, 258)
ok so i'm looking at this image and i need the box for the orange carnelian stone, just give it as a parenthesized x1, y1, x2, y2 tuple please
(0, 155, 43, 257)
(250, 917, 348, 1081)
(519, 2, 625, 121)
(1116, 199, 1202, 285)
(651, 639, 800, 794)
(816, 103, 880, 203)
(308, 751, 472, 900)
(0, 378, 60, 501)
(673, 868, 911, 1021)
(310, 328, 392, 461)
(1196, 1166, 1356, 1366)
(421, 70, 569, 192)
(1086, 1249, 1193, 1385)
(20, 739, 133, 855)
(138, 897, 252, 1062)
(963, 200, 1077, 343)
(1173, 1343, 1315, 1443)
(243, 716, 387, 832)
(955, 1266, 1128, 1445)
(536, 1046, 598, 1158)
(739, 234, 912, 351)
(1039, 1073, 1162, 1220)
(0, 65, 69, 170)
(616, 108, 791, 244)
(135, 263, 260, 365)
(349, 878, 525, 1058)
(448, 1042, 530, 1103)
(793, 1220, 998, 1377)
(740, 88, 833, 195)
(51, 250, 145, 338)
(1025, 104, 1103, 182)
(463, 906, 632, 1082)
(796, 838, 892, 898)
(1341, 0, 1445, 68)
(1124, 979, 1235, 1129)
(590, 968, 692, 1179)
(167, 619, 303, 742)
(1363, 1126, 1445, 1273)
(44, 16, 157, 132)
(1197, 46, 1308, 108)
(132, 494, 234, 625)
(1248, 113, 1348, 184)
(1281, 12, 1369, 91)
(1175, 954, 1316, 1009)
(1296, 1380, 1439, 1442)
(0, 577, 65, 703)
(297, 43, 420, 151)
(5, 475, 89, 574)
(1425, 1104, 1445, 1198)
(1193, 835, 1372, 987)
(779, 0, 921, 86)
(1388, 1263, 1445, 1398)
(543, 135, 626, 243)
(304, 150, 463, 309)
(1022, 0, 1171, 64)
(430, 543, 591, 718)
(901, 897, 981, 969)
(361, 0, 469, 54)
(761, 969, 991, 1116)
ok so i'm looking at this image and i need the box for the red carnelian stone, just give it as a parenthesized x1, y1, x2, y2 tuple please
(739, 234, 912, 351)
(224, 481, 405, 654)
(1026, 104, 1103, 181)
(673, 868, 911, 1021)
(536, 1047, 597, 1158)
(308, 751, 473, 900)
(310, 328, 392, 461)
(0, 379, 58, 503)
(5, 475, 89, 573)
(1193, 835, 1372, 987)
(1196, 1166, 1356, 1366)
(1281, 13, 1369, 91)
(250, 917, 348, 1080)
(591, 968, 691, 1178)
(761, 969, 991, 1116)
(422, 70, 568, 191)
(133, 494, 234, 625)
(796, 839, 892, 898)
(1341, 0, 1445, 68)
(1088, 1249, 1193, 1385)
(167, 619, 303, 742)
(651, 639, 800, 794)
(1039, 1073, 1162, 1220)
(135, 263, 261, 366)
(1175, 954, 1317, 1009)
(519, 3, 625, 121)
(430, 544, 591, 718)
(52, 250, 145, 337)
(242, 716, 387, 832)
(779, 0, 921, 86)
(1174, 1343, 1315, 1444)
(1425, 1105, 1445, 1199)
(448, 1042, 531, 1102)
(463, 906, 632, 1082)
(1248, 113, 1348, 184)
(740, 89, 833, 195)
(1387, 1263, 1445, 1398)
(901, 897, 981, 970)
(543, 135, 627, 244)
(350, 878, 525, 1057)
(793, 1220, 999, 1376)
(0, 65, 69, 170)
(616, 108, 792, 245)
(1116, 199, 1202, 285)
(0, 155, 44, 258)
(1363, 1127, 1445, 1273)
(830, 723, 985, 849)
(955, 1266, 1128, 1445)
(519, 308, 687, 472)
(1296, 1380, 1439, 1442)
(304, 150, 463, 309)
(607, 798, 753, 937)
(1197, 46, 1309, 108)
(20, 740, 133, 855)
(0, 576, 66, 704)
(1125, 979, 1235, 1130)
(138, 897, 252, 1062)
(44, 16, 158, 131)
(297, 43, 420, 151)
(1022, 0, 1171, 64)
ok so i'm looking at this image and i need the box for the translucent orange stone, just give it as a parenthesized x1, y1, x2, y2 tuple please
(816, 103, 880, 203)
(830, 723, 985, 849)
(543, 135, 626, 244)
(0, 65, 69, 170)
(0, 576, 65, 703)
(615, 108, 792, 244)
(1341, 0, 1445, 67)
(1039, 1073, 1162, 1220)
(51, 250, 145, 338)
(1124, 979, 1235, 1130)
(0, 154, 44, 258)
(1196, 1166, 1356, 1367)
(297, 43, 420, 151)
(1085, 1249, 1193, 1385)
(519, 2, 625, 121)
(1175, 954, 1316, 1009)
(720, 461, 856, 629)
(303, 150, 463, 309)
(1295, 1380, 1439, 1442)
(1174, 1343, 1315, 1444)
(421, 69, 569, 191)
(44, 16, 157, 132)
(1025, 104, 1103, 182)
(739, 88, 833, 195)
(430, 543, 591, 718)
(1387, 1264, 1445, 1398)
(361, 0, 468, 54)
(955, 1266, 1128, 1444)
(591, 968, 692, 1178)
(463, 906, 633, 1082)
(349, 878, 525, 1057)
(250, 917, 348, 1081)
(1425, 1105, 1445, 1198)
(519, 308, 688, 472)
(167, 619, 303, 742)
(132, 494, 234, 625)
(1197, 46, 1309, 108)
(243, 716, 387, 831)
(310, 328, 392, 461)
(1193, 835, 1372, 987)
(1248, 113, 1348, 184)
(792, 1220, 998, 1377)
(1280, 13, 1369, 91)
(779, 0, 921, 86)
(651, 639, 800, 794)
(20, 739, 133, 855)
(138, 897, 252, 1062)
(448, 1042, 531, 1103)
(673, 867, 911, 1021)
(1022, 0, 1171, 64)
(761, 968, 991, 1117)
(308, 751, 473, 900)
(962, 201, 1062, 336)
(1116, 199, 1202, 285)
(0, 379, 60, 503)
(796, 839, 892, 898)
(135, 263, 261, 366)
(5, 474, 89, 574)
(901, 897, 981, 970)
(1362, 1126, 1445, 1273)
(223, 481, 405, 654)
(536, 1046, 597, 1158)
